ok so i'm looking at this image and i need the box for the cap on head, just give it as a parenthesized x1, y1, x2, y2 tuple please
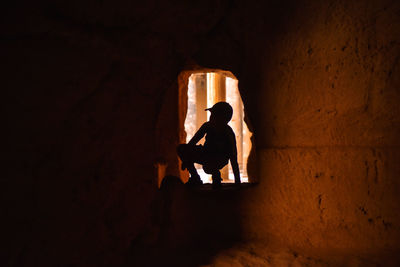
(205, 101, 233, 123)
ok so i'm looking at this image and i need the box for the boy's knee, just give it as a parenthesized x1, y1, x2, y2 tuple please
(177, 144, 187, 155)
(203, 157, 228, 174)
(203, 164, 218, 174)
(177, 144, 195, 160)
(177, 144, 184, 152)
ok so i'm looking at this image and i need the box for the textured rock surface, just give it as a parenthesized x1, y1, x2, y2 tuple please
(244, 148, 400, 249)
(3, 0, 400, 266)
(239, 0, 400, 254)
(200, 241, 400, 267)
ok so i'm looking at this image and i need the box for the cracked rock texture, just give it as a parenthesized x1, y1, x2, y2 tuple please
(239, 0, 400, 255)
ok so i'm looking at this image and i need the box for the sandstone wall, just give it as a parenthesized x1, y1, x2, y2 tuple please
(3, 2, 182, 265)
(238, 0, 400, 253)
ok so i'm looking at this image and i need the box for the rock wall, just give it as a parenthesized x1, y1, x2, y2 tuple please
(3, 2, 183, 265)
(237, 0, 400, 254)
(3, 0, 400, 266)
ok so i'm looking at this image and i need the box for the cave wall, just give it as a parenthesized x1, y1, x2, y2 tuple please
(186, 0, 400, 256)
(236, 0, 400, 253)
(3, 0, 400, 265)
(3, 2, 183, 265)
(3, 1, 240, 265)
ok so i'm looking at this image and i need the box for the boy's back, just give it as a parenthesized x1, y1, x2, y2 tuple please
(202, 121, 236, 158)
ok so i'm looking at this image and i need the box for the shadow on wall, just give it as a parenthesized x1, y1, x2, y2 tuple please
(128, 176, 246, 266)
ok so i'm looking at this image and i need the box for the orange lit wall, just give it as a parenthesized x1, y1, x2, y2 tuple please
(235, 0, 400, 252)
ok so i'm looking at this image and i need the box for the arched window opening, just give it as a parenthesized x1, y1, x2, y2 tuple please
(184, 71, 252, 184)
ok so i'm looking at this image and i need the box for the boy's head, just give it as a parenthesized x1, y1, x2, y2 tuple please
(205, 102, 233, 124)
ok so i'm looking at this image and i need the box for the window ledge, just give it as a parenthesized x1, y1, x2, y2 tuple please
(187, 182, 257, 192)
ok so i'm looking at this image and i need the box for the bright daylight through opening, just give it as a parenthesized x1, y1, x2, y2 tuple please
(184, 72, 252, 184)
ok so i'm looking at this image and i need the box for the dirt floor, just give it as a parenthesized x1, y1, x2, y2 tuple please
(201, 242, 400, 267)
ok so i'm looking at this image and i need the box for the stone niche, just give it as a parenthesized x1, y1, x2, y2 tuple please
(155, 67, 256, 186)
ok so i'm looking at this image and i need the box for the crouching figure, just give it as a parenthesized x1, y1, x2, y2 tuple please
(177, 102, 241, 188)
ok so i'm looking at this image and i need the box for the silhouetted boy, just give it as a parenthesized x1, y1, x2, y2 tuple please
(177, 101, 241, 188)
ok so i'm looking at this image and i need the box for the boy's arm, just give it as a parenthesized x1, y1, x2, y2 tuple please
(231, 157, 241, 184)
(188, 122, 208, 146)
(229, 131, 241, 184)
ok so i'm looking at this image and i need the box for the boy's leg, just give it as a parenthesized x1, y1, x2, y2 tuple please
(185, 163, 200, 179)
(211, 170, 222, 189)
(177, 144, 203, 184)
(203, 154, 228, 189)
(203, 165, 222, 189)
